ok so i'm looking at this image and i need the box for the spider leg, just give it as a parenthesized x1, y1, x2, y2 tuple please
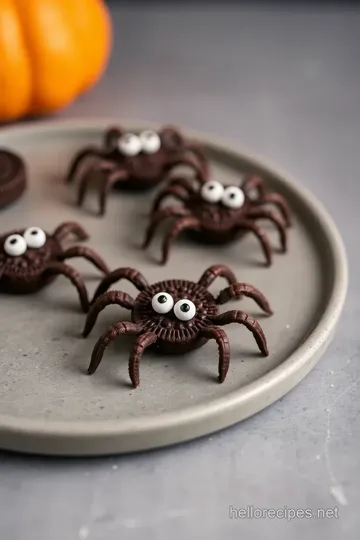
(242, 175, 291, 227)
(43, 262, 89, 312)
(87, 322, 141, 375)
(161, 216, 201, 264)
(216, 282, 272, 314)
(198, 264, 238, 289)
(257, 193, 292, 227)
(58, 246, 110, 274)
(151, 185, 189, 214)
(91, 267, 149, 303)
(166, 155, 208, 183)
(186, 142, 209, 178)
(236, 219, 272, 266)
(165, 175, 199, 193)
(142, 207, 190, 249)
(52, 222, 89, 244)
(66, 147, 106, 184)
(128, 332, 158, 388)
(241, 174, 266, 198)
(210, 310, 269, 356)
(82, 291, 135, 337)
(167, 175, 200, 192)
(247, 208, 288, 251)
(200, 327, 230, 383)
(76, 169, 94, 209)
(151, 174, 199, 213)
(76, 161, 126, 215)
(98, 168, 129, 216)
(152, 174, 199, 212)
(104, 126, 122, 150)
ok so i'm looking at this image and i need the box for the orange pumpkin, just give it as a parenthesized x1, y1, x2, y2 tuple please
(0, 0, 112, 122)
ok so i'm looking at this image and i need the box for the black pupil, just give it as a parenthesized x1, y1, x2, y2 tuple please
(230, 192, 236, 199)
(208, 185, 215, 190)
(158, 295, 167, 304)
(10, 238, 17, 245)
(31, 230, 38, 235)
(180, 303, 190, 312)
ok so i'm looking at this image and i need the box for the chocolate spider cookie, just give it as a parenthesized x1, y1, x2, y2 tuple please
(65, 125, 209, 216)
(143, 173, 291, 266)
(82, 264, 272, 387)
(0, 221, 110, 312)
(0, 149, 27, 210)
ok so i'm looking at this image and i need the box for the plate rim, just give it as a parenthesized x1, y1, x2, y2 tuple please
(0, 118, 348, 454)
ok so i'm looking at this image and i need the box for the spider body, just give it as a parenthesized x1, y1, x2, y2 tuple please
(82, 265, 272, 387)
(143, 174, 291, 265)
(0, 222, 109, 312)
(183, 192, 253, 242)
(66, 125, 208, 215)
(131, 278, 219, 354)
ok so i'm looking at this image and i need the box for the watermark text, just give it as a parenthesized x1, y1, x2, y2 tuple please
(229, 505, 339, 521)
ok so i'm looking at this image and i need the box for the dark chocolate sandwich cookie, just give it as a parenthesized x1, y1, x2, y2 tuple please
(0, 149, 27, 210)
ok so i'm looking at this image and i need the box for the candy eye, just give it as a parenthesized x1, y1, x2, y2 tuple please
(140, 130, 161, 154)
(151, 292, 174, 314)
(23, 227, 46, 249)
(200, 181, 224, 203)
(174, 299, 196, 321)
(222, 186, 245, 209)
(3, 234, 27, 257)
(118, 133, 142, 156)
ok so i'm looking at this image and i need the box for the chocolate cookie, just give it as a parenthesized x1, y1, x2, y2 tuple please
(0, 149, 27, 210)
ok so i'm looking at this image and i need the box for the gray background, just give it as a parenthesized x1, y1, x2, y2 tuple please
(1, 2, 359, 539)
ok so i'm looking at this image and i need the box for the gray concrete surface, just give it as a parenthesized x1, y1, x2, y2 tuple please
(0, 3, 359, 539)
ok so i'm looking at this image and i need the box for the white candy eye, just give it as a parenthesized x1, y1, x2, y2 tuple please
(4, 234, 27, 257)
(140, 130, 161, 154)
(221, 186, 245, 209)
(200, 181, 224, 203)
(118, 133, 142, 156)
(174, 299, 196, 321)
(151, 292, 174, 314)
(23, 227, 46, 249)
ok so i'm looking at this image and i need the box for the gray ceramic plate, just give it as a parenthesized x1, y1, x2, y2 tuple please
(0, 120, 348, 456)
